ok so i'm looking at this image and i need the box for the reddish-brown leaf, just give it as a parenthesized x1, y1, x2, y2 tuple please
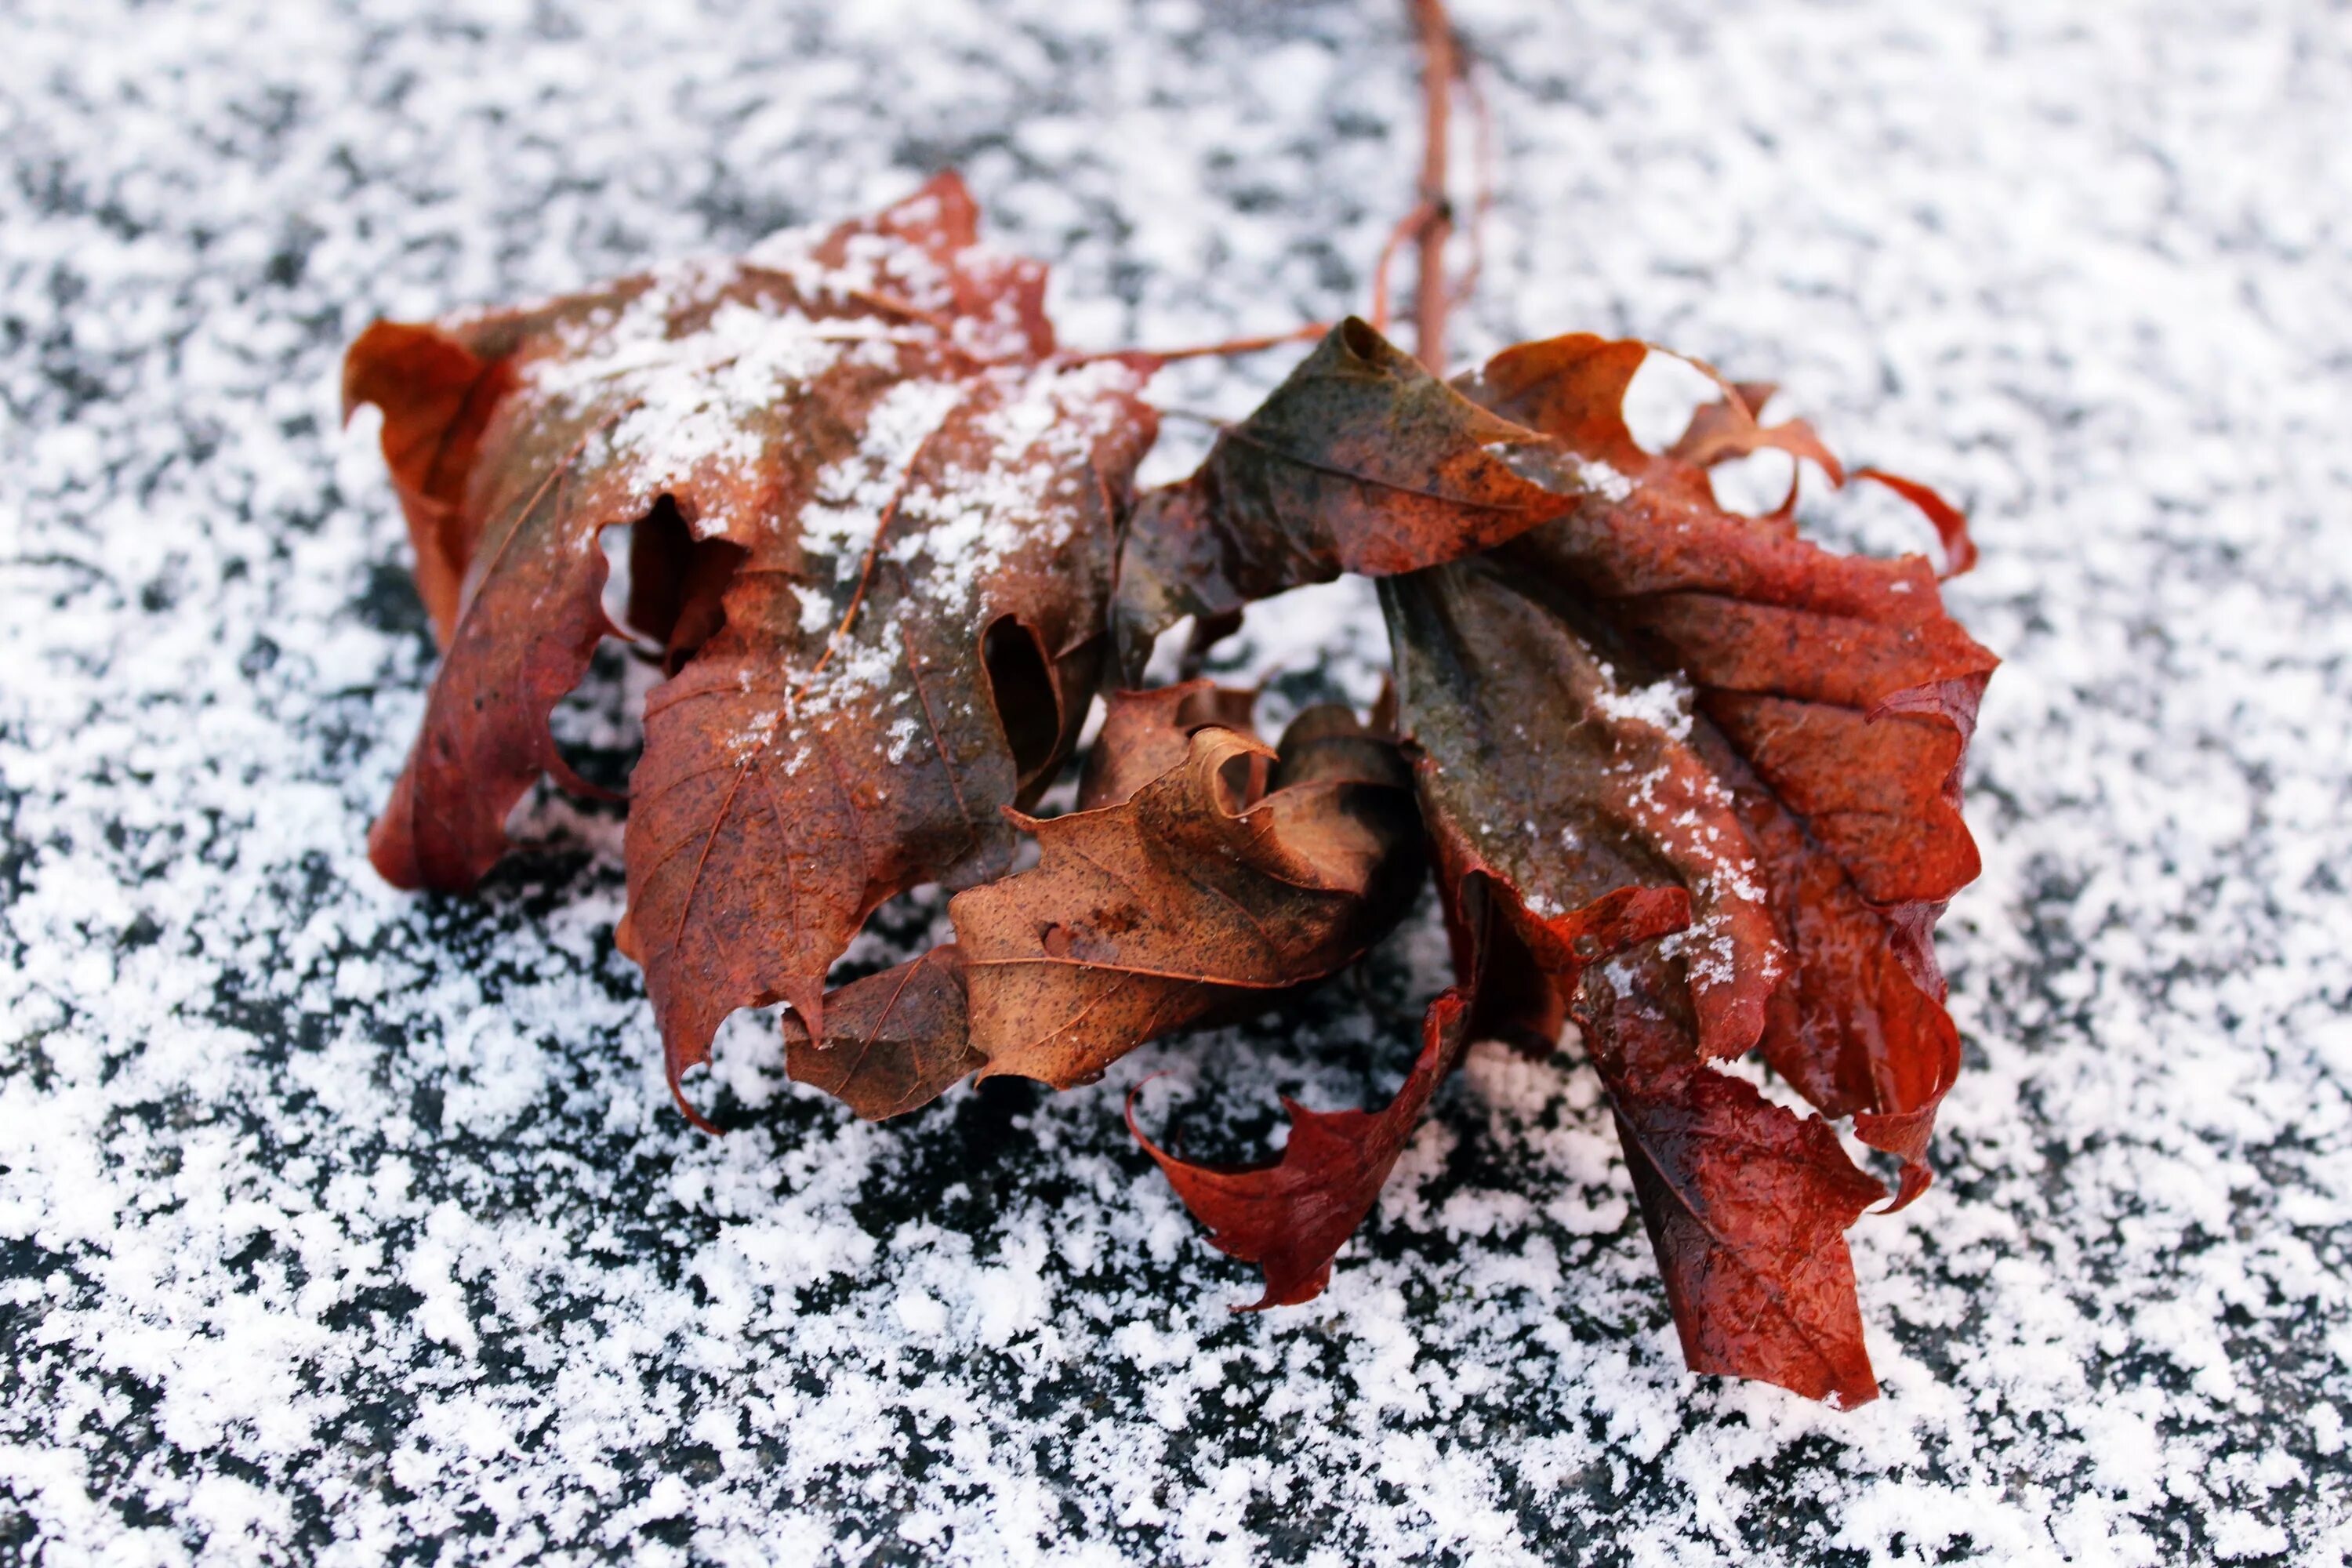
(1123, 318, 1992, 1392)
(1384, 557, 1788, 1062)
(1132, 987, 1473, 1308)
(953, 709, 1424, 1090)
(1110, 318, 1575, 674)
(1456, 332, 1994, 1200)
(1583, 954, 1886, 1406)
(1853, 466, 1980, 578)
(781, 945, 982, 1122)
(1074, 680, 1261, 812)
(342, 322, 519, 642)
(344, 175, 1160, 1120)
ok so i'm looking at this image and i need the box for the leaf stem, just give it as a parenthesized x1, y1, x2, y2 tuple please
(1071, 321, 1331, 367)
(1410, 0, 1457, 372)
(1450, 49, 1495, 310)
(1369, 199, 1438, 339)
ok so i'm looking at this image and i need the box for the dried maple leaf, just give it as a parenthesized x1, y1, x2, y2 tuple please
(779, 689, 1423, 1117)
(1585, 953, 1886, 1407)
(1110, 318, 1575, 676)
(1447, 332, 1995, 1204)
(1073, 678, 1261, 811)
(956, 695, 1423, 1089)
(1664, 376, 1842, 492)
(344, 175, 1160, 1121)
(1116, 315, 1990, 1398)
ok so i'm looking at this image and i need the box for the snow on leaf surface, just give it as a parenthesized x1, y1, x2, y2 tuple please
(343, 174, 1160, 1115)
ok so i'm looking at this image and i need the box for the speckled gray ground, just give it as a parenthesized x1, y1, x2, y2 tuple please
(4, 2, 2350, 1563)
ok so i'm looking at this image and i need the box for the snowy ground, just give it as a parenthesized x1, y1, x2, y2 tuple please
(4, 1, 2350, 1563)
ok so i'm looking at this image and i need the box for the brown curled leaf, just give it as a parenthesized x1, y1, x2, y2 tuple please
(343, 174, 1160, 1124)
(1111, 317, 1577, 677)
(1075, 680, 1261, 812)
(954, 713, 1424, 1091)
(781, 945, 982, 1122)
(770, 699, 1422, 1123)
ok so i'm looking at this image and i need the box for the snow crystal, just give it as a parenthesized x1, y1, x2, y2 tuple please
(1577, 456, 1636, 502)
(799, 374, 971, 577)
(1592, 669, 1697, 741)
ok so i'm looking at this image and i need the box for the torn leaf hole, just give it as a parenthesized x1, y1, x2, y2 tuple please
(619, 498, 745, 672)
(982, 614, 1062, 792)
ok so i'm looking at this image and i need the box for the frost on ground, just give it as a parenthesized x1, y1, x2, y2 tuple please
(2, 0, 2349, 1563)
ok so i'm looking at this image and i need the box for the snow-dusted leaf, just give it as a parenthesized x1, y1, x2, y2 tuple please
(1125, 318, 1992, 1396)
(344, 175, 1160, 1120)
(1455, 332, 1994, 1202)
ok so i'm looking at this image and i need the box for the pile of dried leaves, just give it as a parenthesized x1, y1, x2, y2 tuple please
(343, 9, 1991, 1407)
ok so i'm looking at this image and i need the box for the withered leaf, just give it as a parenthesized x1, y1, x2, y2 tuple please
(954, 702, 1425, 1091)
(336, 5, 2001, 1414)
(1664, 376, 1844, 489)
(1584, 955, 1886, 1406)
(773, 694, 1424, 1122)
(345, 175, 1160, 1121)
(1384, 556, 1785, 1062)
(1120, 317, 1991, 1396)
(1111, 318, 1575, 676)
(341, 321, 519, 642)
(1073, 679, 1261, 812)
(1454, 332, 1994, 1197)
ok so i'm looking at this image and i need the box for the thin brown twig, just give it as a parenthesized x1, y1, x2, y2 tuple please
(1072, 321, 1333, 366)
(1410, 0, 1458, 371)
(1369, 199, 1438, 336)
(1450, 48, 1496, 310)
